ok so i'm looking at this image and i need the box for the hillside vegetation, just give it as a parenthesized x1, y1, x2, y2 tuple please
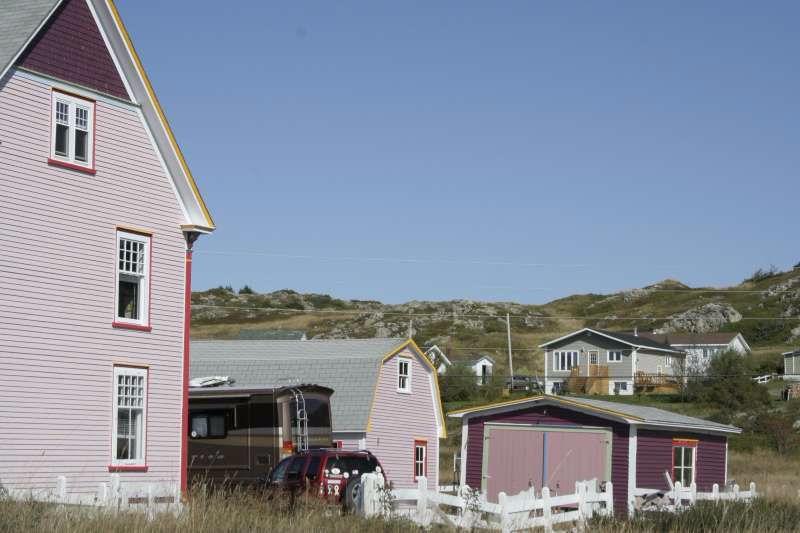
(192, 266, 800, 376)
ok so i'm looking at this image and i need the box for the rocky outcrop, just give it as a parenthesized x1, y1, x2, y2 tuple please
(654, 303, 742, 334)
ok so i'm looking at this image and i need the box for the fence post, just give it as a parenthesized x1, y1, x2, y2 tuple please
(541, 487, 553, 533)
(417, 476, 428, 525)
(605, 482, 613, 516)
(749, 482, 756, 499)
(673, 481, 682, 508)
(733, 484, 740, 501)
(110, 473, 121, 510)
(690, 482, 697, 505)
(499, 492, 510, 533)
(712, 483, 719, 502)
(56, 475, 67, 502)
(575, 481, 587, 521)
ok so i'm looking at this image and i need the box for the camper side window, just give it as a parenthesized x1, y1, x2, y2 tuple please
(190, 413, 227, 439)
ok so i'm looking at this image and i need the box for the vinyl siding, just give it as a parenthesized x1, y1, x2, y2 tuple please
(366, 347, 440, 489)
(464, 405, 629, 515)
(0, 70, 187, 495)
(545, 335, 635, 379)
(636, 429, 727, 491)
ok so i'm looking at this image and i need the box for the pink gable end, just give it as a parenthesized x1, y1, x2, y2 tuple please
(366, 346, 441, 489)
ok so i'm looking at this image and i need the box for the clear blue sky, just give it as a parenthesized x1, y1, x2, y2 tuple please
(118, 1, 798, 304)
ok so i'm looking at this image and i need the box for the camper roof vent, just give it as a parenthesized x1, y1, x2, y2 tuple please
(189, 376, 232, 388)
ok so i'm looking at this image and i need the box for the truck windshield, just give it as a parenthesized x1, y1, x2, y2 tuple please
(325, 455, 378, 476)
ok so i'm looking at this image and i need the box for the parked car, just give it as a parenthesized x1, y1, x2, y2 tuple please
(266, 449, 385, 509)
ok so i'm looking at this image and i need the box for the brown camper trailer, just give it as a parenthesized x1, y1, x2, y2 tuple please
(187, 384, 333, 486)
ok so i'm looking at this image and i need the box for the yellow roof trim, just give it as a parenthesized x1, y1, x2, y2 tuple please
(366, 339, 447, 439)
(106, 0, 215, 229)
(448, 395, 646, 423)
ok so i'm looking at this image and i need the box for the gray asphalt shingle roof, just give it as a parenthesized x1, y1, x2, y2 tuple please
(191, 338, 407, 433)
(0, 0, 59, 78)
(449, 395, 740, 434)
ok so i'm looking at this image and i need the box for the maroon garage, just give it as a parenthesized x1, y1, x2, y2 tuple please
(449, 396, 740, 516)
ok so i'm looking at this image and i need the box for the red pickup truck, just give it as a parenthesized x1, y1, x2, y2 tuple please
(266, 449, 385, 509)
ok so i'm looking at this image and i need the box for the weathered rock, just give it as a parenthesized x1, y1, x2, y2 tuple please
(654, 303, 742, 334)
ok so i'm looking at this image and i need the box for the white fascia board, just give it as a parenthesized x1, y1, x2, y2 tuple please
(91, 0, 213, 230)
(632, 422, 741, 436)
(540, 327, 683, 354)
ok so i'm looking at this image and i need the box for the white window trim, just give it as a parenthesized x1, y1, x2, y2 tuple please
(673, 444, 697, 487)
(397, 357, 412, 393)
(553, 351, 578, 371)
(111, 366, 148, 466)
(607, 350, 623, 363)
(50, 90, 95, 169)
(114, 230, 151, 327)
(414, 441, 427, 480)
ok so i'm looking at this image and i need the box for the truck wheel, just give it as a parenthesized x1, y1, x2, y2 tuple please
(343, 479, 361, 512)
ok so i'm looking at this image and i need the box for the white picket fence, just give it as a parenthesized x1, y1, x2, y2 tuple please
(2, 475, 180, 516)
(360, 474, 614, 532)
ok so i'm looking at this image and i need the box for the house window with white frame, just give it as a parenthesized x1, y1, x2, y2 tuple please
(553, 351, 578, 371)
(672, 440, 696, 486)
(414, 440, 427, 480)
(613, 381, 628, 393)
(398, 358, 411, 392)
(115, 230, 150, 326)
(50, 91, 94, 169)
(112, 366, 147, 464)
(607, 350, 623, 362)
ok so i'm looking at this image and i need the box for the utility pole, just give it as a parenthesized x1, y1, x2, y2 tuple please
(408, 319, 413, 339)
(506, 313, 514, 391)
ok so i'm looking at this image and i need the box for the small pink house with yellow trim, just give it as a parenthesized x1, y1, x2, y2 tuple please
(0, 0, 213, 501)
(191, 338, 447, 489)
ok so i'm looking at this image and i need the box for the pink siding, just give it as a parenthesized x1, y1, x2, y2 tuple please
(366, 347, 440, 489)
(0, 71, 187, 495)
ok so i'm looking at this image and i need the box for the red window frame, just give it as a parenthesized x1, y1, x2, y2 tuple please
(413, 439, 427, 481)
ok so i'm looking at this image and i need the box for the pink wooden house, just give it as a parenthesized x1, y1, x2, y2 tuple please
(191, 338, 447, 489)
(0, 0, 214, 502)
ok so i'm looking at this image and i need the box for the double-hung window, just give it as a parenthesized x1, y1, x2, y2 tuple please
(398, 358, 411, 392)
(414, 440, 427, 480)
(672, 439, 697, 486)
(607, 350, 623, 362)
(112, 366, 147, 466)
(50, 91, 95, 171)
(553, 351, 578, 371)
(115, 230, 150, 328)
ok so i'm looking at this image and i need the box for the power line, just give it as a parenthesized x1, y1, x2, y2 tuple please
(191, 303, 800, 321)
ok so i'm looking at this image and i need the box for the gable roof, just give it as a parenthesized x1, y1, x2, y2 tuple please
(448, 395, 740, 434)
(424, 345, 452, 367)
(191, 338, 445, 436)
(0, 0, 60, 80)
(784, 349, 800, 357)
(0, 0, 214, 231)
(638, 331, 747, 348)
(471, 354, 496, 365)
(539, 328, 684, 354)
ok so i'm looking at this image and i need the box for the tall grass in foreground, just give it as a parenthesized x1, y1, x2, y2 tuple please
(0, 489, 420, 533)
(589, 500, 800, 533)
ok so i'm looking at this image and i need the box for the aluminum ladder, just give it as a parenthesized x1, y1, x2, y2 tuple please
(290, 388, 309, 452)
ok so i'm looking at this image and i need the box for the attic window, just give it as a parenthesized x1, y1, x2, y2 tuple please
(49, 90, 95, 172)
(398, 358, 411, 393)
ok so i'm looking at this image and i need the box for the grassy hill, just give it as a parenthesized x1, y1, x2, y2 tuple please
(191, 265, 800, 376)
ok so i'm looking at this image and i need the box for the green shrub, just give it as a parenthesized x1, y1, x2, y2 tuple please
(238, 285, 255, 295)
(686, 352, 770, 417)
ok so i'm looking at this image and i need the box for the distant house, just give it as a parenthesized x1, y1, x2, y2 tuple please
(0, 0, 214, 502)
(191, 338, 446, 489)
(638, 332, 750, 372)
(784, 349, 800, 381)
(470, 354, 496, 385)
(237, 329, 307, 340)
(540, 329, 685, 396)
(449, 395, 740, 515)
(424, 345, 452, 374)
